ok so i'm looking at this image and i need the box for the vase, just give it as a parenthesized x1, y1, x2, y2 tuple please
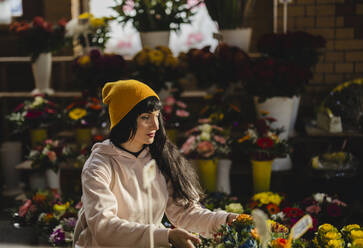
(139, 31, 170, 49)
(251, 160, 273, 193)
(216, 158, 232, 194)
(0, 141, 22, 196)
(29, 128, 47, 148)
(220, 28, 252, 52)
(31, 52, 54, 95)
(28, 171, 46, 191)
(166, 129, 178, 144)
(75, 128, 92, 146)
(254, 96, 294, 171)
(45, 168, 61, 192)
(288, 95, 301, 138)
(194, 159, 218, 192)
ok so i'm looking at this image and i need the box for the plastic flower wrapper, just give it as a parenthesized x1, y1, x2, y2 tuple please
(162, 94, 190, 129)
(6, 95, 61, 134)
(181, 120, 231, 159)
(131, 46, 182, 92)
(65, 12, 112, 50)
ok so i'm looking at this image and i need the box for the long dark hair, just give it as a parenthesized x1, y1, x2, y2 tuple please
(109, 96, 203, 207)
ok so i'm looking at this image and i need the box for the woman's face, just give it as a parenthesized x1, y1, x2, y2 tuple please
(131, 110, 160, 149)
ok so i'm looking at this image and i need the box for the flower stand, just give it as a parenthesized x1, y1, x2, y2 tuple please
(140, 31, 170, 49)
(31, 52, 54, 95)
(216, 158, 232, 194)
(30, 128, 48, 148)
(251, 160, 273, 193)
(195, 159, 218, 192)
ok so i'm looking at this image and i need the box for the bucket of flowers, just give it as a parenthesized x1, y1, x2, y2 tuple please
(63, 93, 106, 145)
(6, 95, 61, 146)
(232, 116, 289, 193)
(181, 120, 231, 192)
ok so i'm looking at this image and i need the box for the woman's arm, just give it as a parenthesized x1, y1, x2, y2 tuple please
(80, 155, 170, 247)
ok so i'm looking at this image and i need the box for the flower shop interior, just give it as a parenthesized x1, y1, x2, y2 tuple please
(0, 0, 363, 247)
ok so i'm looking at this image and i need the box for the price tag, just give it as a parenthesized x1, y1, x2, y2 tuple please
(143, 159, 156, 189)
(290, 215, 313, 240)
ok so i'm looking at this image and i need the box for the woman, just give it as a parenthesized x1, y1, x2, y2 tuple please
(73, 80, 237, 248)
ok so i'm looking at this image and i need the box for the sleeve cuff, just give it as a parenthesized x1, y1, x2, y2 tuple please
(154, 227, 171, 247)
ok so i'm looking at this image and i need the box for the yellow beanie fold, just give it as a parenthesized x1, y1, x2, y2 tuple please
(102, 80, 159, 130)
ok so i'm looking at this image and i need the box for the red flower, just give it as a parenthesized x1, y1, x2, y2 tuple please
(283, 207, 304, 218)
(18, 200, 32, 217)
(327, 203, 342, 217)
(267, 203, 280, 215)
(256, 137, 274, 149)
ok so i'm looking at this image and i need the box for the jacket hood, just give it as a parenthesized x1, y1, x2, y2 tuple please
(91, 139, 149, 159)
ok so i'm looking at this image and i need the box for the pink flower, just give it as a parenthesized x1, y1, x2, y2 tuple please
(332, 199, 347, 207)
(163, 105, 173, 114)
(185, 127, 199, 136)
(176, 109, 190, 117)
(18, 200, 32, 217)
(214, 135, 226, 144)
(181, 136, 196, 155)
(305, 204, 321, 214)
(176, 101, 187, 108)
(75, 201, 83, 209)
(197, 141, 215, 158)
(45, 139, 53, 145)
(47, 151, 57, 162)
(211, 125, 224, 132)
(198, 118, 210, 124)
(165, 96, 176, 106)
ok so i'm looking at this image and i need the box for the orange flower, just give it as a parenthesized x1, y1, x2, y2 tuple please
(236, 214, 253, 222)
(267, 203, 280, 215)
(32, 192, 47, 203)
(238, 135, 250, 143)
(271, 238, 288, 248)
(251, 228, 259, 240)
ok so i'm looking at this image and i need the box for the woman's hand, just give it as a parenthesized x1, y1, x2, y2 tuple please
(169, 228, 201, 248)
(226, 213, 239, 224)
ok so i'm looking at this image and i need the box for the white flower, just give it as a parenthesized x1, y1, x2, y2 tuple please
(200, 131, 211, 141)
(31, 96, 45, 108)
(199, 124, 212, 133)
(42, 147, 49, 155)
(271, 211, 285, 221)
(29, 150, 40, 158)
(247, 129, 257, 141)
(7, 112, 24, 122)
(313, 193, 327, 203)
(65, 18, 89, 37)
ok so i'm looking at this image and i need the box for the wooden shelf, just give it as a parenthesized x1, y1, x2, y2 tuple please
(0, 56, 74, 62)
(0, 91, 82, 98)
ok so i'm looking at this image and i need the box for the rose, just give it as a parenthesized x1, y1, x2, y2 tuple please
(196, 141, 215, 158)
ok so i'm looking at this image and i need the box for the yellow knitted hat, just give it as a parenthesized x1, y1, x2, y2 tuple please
(102, 80, 159, 130)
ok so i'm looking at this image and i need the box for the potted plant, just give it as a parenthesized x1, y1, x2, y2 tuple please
(232, 116, 289, 192)
(9, 16, 68, 94)
(111, 0, 202, 48)
(204, 0, 256, 51)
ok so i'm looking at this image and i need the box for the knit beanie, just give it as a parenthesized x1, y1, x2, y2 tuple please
(102, 80, 159, 130)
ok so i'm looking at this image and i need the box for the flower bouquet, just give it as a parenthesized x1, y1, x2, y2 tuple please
(181, 121, 231, 159)
(162, 94, 190, 129)
(6, 95, 60, 135)
(246, 192, 285, 217)
(28, 139, 66, 173)
(131, 46, 181, 92)
(65, 12, 112, 51)
(233, 116, 289, 161)
(112, 0, 201, 32)
(312, 223, 345, 248)
(64, 94, 105, 129)
(72, 48, 126, 96)
(9, 16, 67, 62)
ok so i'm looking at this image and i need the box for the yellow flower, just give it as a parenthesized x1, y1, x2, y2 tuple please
(148, 49, 164, 66)
(319, 223, 336, 234)
(53, 202, 70, 212)
(325, 231, 341, 240)
(238, 135, 250, 143)
(327, 239, 344, 248)
(79, 12, 93, 20)
(352, 239, 363, 248)
(90, 17, 105, 28)
(163, 55, 178, 67)
(352, 230, 363, 240)
(134, 50, 149, 66)
(342, 224, 360, 233)
(69, 108, 87, 120)
(156, 46, 172, 55)
(78, 55, 91, 66)
(236, 214, 253, 222)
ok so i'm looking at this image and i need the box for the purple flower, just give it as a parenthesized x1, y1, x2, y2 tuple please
(49, 225, 65, 244)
